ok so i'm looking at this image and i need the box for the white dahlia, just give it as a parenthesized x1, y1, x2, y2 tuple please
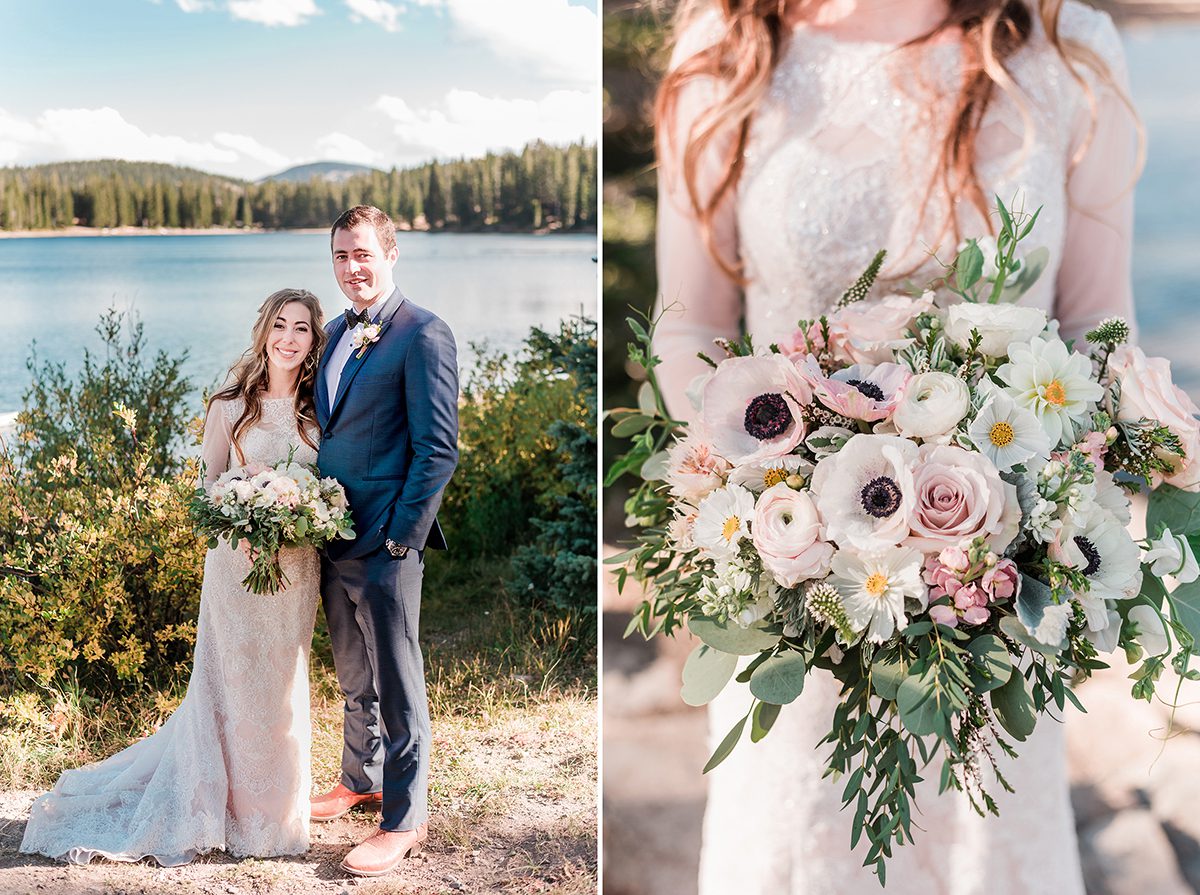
(995, 336, 1104, 448)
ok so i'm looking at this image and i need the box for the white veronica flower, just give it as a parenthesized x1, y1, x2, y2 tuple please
(967, 391, 1051, 473)
(995, 336, 1104, 448)
(692, 485, 758, 561)
(728, 455, 813, 493)
(829, 546, 926, 644)
(1144, 527, 1200, 584)
(1128, 605, 1170, 657)
(809, 434, 918, 552)
(892, 372, 970, 441)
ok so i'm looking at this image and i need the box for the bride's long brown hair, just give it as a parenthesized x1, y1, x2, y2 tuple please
(209, 288, 327, 465)
(657, 0, 1137, 280)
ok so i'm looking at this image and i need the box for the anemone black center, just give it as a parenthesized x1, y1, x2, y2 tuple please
(1073, 535, 1102, 577)
(744, 393, 793, 440)
(846, 378, 886, 402)
(860, 476, 903, 518)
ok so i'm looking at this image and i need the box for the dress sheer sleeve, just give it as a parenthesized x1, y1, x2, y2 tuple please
(653, 10, 743, 425)
(200, 399, 233, 488)
(1053, 10, 1139, 344)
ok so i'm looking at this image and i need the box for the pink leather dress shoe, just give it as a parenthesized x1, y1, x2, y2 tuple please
(309, 783, 383, 822)
(340, 823, 429, 877)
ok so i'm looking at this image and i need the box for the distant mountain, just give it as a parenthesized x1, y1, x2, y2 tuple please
(14, 159, 244, 188)
(259, 162, 382, 184)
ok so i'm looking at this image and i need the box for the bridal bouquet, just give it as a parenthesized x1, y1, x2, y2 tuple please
(190, 454, 356, 593)
(608, 200, 1200, 883)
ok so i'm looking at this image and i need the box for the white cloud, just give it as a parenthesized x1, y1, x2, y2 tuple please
(313, 132, 383, 165)
(214, 132, 293, 169)
(440, 0, 596, 84)
(175, 0, 213, 11)
(0, 106, 297, 177)
(227, 0, 319, 26)
(344, 0, 403, 31)
(374, 87, 596, 161)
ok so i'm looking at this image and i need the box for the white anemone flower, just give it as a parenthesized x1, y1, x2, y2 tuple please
(692, 485, 758, 561)
(829, 546, 926, 644)
(967, 390, 1051, 472)
(809, 434, 919, 552)
(1052, 507, 1141, 630)
(995, 336, 1104, 448)
(728, 455, 814, 493)
(700, 355, 812, 465)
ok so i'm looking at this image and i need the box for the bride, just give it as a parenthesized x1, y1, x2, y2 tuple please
(652, 0, 1138, 892)
(21, 287, 328, 865)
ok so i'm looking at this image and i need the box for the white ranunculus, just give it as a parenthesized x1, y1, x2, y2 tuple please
(944, 303, 1047, 358)
(1144, 527, 1200, 584)
(1128, 604, 1170, 657)
(891, 372, 971, 440)
(751, 483, 834, 588)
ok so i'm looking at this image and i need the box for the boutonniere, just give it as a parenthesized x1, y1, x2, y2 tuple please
(350, 323, 382, 359)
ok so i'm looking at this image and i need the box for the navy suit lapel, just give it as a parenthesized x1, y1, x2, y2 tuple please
(328, 288, 408, 420)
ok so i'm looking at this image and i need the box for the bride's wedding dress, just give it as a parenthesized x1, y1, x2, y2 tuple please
(21, 396, 321, 865)
(655, 3, 1135, 893)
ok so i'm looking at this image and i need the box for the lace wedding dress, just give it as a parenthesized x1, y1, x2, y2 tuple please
(21, 397, 321, 866)
(654, 3, 1136, 893)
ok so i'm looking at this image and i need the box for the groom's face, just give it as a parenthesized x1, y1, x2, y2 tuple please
(332, 224, 399, 309)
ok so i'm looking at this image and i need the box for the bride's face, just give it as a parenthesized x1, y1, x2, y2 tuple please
(265, 301, 315, 378)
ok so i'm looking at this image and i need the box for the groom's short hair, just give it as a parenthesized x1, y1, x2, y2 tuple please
(331, 205, 397, 255)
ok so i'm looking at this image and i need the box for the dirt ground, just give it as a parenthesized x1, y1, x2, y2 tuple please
(0, 697, 597, 895)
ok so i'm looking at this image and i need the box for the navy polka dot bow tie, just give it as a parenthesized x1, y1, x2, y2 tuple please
(344, 308, 372, 329)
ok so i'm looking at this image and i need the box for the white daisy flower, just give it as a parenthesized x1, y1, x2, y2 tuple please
(692, 485, 758, 561)
(967, 391, 1051, 473)
(995, 336, 1104, 448)
(829, 546, 926, 644)
(728, 455, 814, 493)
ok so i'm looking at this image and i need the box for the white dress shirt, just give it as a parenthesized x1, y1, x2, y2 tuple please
(324, 302, 384, 413)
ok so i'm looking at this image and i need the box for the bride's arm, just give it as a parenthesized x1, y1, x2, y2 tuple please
(1053, 16, 1139, 343)
(652, 14, 742, 426)
(199, 399, 233, 487)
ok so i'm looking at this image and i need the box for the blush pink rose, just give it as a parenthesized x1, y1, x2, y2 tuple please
(752, 483, 835, 587)
(904, 444, 1020, 554)
(1109, 345, 1200, 491)
(826, 293, 934, 366)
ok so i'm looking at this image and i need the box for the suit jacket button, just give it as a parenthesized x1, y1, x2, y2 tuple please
(324, 430, 334, 439)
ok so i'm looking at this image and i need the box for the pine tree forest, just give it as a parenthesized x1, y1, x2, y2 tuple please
(0, 142, 597, 233)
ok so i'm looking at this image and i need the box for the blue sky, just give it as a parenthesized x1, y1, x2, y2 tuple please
(0, 0, 598, 179)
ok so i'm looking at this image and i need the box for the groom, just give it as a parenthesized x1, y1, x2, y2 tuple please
(312, 205, 459, 877)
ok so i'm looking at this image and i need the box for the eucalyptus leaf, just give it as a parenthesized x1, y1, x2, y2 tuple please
(689, 615, 780, 656)
(1167, 578, 1200, 646)
(991, 670, 1037, 741)
(639, 450, 671, 482)
(703, 713, 748, 774)
(748, 651, 807, 705)
(681, 644, 738, 707)
(870, 654, 906, 702)
(610, 413, 654, 437)
(965, 634, 1012, 692)
(637, 380, 658, 416)
(1148, 484, 1200, 539)
(897, 669, 943, 737)
(751, 701, 782, 743)
(998, 616, 1062, 658)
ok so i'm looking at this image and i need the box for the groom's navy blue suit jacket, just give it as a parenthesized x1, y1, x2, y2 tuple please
(315, 287, 459, 561)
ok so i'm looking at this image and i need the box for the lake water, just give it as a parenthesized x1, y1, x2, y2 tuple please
(0, 231, 597, 417)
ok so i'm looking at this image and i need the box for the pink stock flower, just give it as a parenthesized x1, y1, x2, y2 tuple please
(1073, 430, 1108, 468)
(923, 551, 1018, 628)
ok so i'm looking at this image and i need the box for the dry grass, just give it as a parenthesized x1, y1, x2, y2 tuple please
(0, 554, 597, 893)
